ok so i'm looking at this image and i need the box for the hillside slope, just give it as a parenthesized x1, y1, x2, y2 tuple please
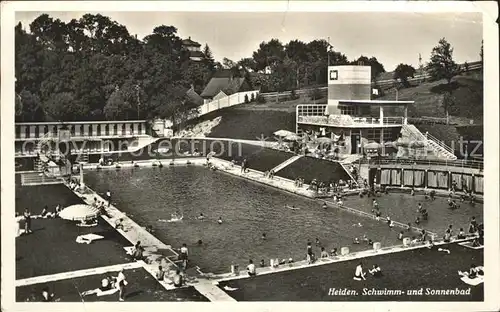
(378, 74, 483, 122)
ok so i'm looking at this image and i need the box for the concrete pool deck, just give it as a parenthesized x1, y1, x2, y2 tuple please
(211, 236, 478, 284)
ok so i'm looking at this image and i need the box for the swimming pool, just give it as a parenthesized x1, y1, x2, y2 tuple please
(84, 167, 406, 274)
(345, 193, 483, 235)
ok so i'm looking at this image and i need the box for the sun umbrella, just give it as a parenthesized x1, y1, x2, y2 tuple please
(364, 142, 382, 149)
(274, 130, 295, 138)
(59, 204, 101, 221)
(283, 133, 301, 141)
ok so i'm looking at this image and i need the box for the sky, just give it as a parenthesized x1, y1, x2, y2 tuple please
(15, 11, 482, 71)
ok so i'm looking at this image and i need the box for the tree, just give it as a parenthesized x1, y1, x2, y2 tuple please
(104, 88, 133, 119)
(222, 57, 237, 69)
(154, 84, 198, 131)
(425, 38, 460, 85)
(393, 63, 416, 87)
(252, 39, 285, 72)
(42, 92, 82, 121)
(237, 58, 256, 72)
(15, 90, 43, 122)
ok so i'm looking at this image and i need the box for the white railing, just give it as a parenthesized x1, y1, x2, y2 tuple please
(298, 115, 404, 127)
(198, 90, 260, 117)
(425, 132, 455, 154)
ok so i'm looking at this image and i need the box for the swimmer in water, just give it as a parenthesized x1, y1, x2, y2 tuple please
(322, 202, 327, 209)
(353, 237, 360, 244)
(197, 213, 205, 220)
(217, 217, 223, 224)
(261, 233, 266, 240)
(315, 238, 320, 246)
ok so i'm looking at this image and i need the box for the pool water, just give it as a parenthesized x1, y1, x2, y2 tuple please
(345, 193, 483, 235)
(85, 167, 406, 274)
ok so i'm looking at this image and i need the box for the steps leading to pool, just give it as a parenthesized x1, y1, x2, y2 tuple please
(270, 155, 303, 173)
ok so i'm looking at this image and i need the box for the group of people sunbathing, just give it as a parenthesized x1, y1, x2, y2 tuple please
(354, 262, 383, 280)
(307, 179, 353, 193)
(82, 269, 128, 301)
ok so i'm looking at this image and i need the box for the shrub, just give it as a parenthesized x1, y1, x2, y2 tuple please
(256, 94, 266, 104)
(290, 89, 299, 100)
(250, 92, 255, 102)
(244, 94, 249, 103)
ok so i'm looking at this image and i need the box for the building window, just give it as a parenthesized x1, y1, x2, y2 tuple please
(330, 70, 338, 81)
(367, 129, 393, 143)
(339, 105, 358, 116)
(15, 126, 20, 138)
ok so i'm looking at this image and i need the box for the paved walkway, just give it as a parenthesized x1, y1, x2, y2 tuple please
(16, 262, 144, 287)
(69, 183, 183, 292)
(214, 236, 477, 284)
(210, 158, 319, 198)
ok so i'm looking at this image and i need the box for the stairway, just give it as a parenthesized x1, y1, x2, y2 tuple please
(402, 124, 457, 160)
(425, 132, 457, 160)
(270, 155, 303, 173)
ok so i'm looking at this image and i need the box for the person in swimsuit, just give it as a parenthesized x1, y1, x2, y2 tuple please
(179, 243, 189, 269)
(369, 264, 383, 277)
(173, 270, 184, 287)
(353, 262, 366, 281)
(217, 217, 223, 224)
(23, 209, 32, 234)
(247, 259, 256, 277)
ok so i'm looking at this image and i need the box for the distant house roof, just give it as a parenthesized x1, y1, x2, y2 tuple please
(200, 76, 246, 98)
(182, 37, 201, 47)
(186, 87, 203, 106)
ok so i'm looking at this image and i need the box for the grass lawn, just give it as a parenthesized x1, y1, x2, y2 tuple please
(276, 156, 352, 184)
(16, 267, 208, 302)
(218, 243, 483, 301)
(182, 106, 296, 140)
(15, 184, 131, 279)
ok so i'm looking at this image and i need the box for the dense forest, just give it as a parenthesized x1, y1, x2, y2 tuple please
(15, 13, 387, 122)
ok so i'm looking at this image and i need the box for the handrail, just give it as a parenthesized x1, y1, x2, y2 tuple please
(425, 132, 454, 154)
(358, 158, 483, 170)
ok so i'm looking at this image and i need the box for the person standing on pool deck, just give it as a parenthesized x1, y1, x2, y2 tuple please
(247, 259, 256, 277)
(115, 269, 127, 301)
(217, 217, 223, 224)
(180, 243, 189, 269)
(106, 190, 112, 207)
(23, 209, 32, 235)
